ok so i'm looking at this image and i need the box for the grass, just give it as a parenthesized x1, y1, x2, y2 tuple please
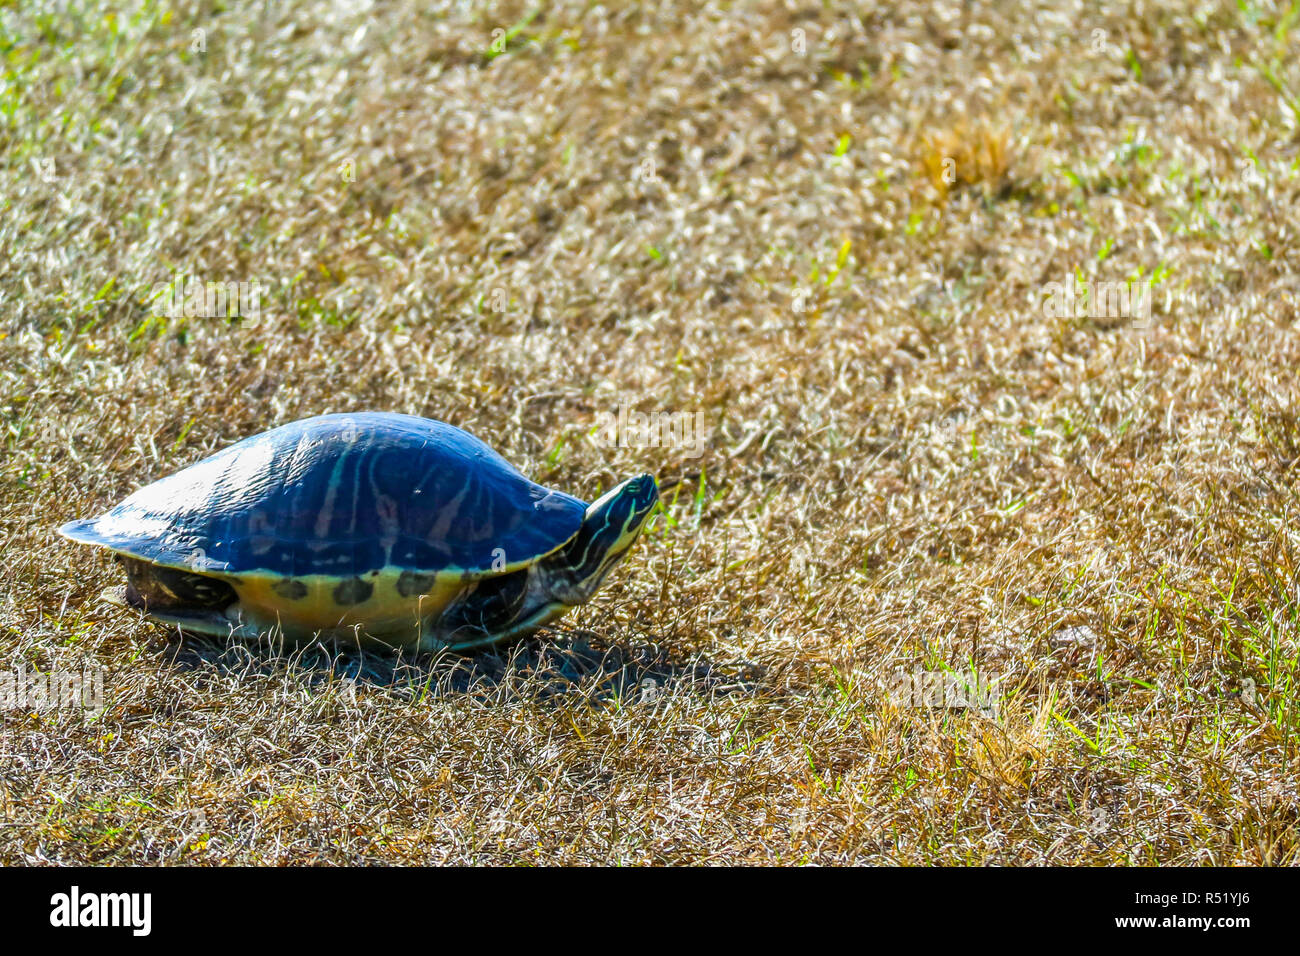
(0, 0, 1298, 864)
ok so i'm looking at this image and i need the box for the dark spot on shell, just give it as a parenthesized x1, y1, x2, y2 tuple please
(333, 577, 373, 606)
(396, 570, 436, 597)
(271, 579, 308, 600)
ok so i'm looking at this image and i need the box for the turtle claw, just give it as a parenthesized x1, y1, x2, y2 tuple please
(100, 585, 130, 607)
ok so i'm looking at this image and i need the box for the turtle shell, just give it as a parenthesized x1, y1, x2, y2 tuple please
(60, 413, 588, 580)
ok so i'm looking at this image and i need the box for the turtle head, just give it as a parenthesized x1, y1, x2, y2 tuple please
(546, 474, 658, 606)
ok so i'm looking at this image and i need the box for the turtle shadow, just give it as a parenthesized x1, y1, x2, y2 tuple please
(153, 625, 764, 704)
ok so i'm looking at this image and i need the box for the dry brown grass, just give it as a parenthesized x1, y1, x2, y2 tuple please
(2, 0, 1299, 864)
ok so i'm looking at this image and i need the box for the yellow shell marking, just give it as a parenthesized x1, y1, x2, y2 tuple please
(221, 569, 466, 642)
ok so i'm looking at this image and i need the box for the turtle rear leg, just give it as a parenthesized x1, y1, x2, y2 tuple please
(116, 557, 241, 636)
(119, 556, 237, 612)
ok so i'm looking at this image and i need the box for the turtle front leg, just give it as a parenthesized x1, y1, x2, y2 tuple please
(424, 569, 538, 651)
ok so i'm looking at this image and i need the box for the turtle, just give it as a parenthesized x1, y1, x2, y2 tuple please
(58, 412, 659, 653)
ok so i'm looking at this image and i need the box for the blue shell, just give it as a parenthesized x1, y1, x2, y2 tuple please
(59, 413, 588, 577)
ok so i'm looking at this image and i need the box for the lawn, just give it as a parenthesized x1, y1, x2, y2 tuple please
(1, 0, 1298, 864)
